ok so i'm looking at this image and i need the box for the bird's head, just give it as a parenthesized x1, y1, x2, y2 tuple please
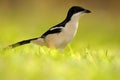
(68, 6, 91, 15)
(67, 6, 91, 19)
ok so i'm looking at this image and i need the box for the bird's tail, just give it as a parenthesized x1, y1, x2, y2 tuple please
(8, 38, 38, 48)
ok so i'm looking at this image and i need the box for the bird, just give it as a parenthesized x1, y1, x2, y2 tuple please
(8, 6, 91, 49)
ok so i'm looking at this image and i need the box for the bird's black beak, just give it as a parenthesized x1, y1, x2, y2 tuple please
(84, 9, 91, 13)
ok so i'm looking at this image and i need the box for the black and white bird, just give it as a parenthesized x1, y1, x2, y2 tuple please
(8, 6, 91, 49)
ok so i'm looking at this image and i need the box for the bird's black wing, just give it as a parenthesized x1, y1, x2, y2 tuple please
(41, 26, 63, 38)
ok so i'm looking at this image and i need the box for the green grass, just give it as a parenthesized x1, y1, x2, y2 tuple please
(0, 44, 120, 80)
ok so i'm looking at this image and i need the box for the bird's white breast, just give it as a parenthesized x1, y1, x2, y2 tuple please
(56, 13, 81, 48)
(62, 19, 79, 42)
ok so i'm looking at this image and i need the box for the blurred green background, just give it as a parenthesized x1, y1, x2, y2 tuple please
(0, 0, 120, 49)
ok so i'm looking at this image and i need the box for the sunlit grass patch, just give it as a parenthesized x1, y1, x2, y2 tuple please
(0, 45, 120, 80)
